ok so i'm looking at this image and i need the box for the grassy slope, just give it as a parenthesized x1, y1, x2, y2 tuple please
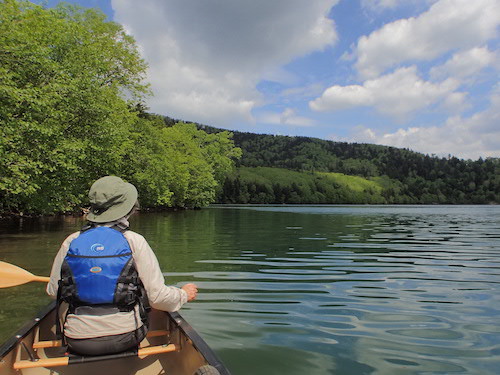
(317, 172, 383, 193)
(233, 167, 399, 204)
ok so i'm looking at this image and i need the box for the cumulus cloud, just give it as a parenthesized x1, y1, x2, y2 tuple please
(430, 47, 498, 80)
(347, 92, 500, 159)
(440, 91, 470, 112)
(355, 0, 500, 78)
(310, 66, 461, 120)
(111, 0, 338, 126)
(258, 108, 316, 127)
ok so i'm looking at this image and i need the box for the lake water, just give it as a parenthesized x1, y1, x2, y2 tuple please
(1, 205, 499, 374)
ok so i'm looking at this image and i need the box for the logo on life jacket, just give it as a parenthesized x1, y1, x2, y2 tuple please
(90, 266, 102, 273)
(91, 243, 105, 252)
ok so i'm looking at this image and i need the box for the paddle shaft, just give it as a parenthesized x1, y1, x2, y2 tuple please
(31, 275, 51, 282)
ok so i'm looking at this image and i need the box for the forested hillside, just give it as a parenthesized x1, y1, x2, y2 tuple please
(197, 125, 500, 204)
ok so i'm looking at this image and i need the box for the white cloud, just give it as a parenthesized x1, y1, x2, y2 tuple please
(441, 91, 469, 112)
(258, 108, 316, 127)
(311, 84, 372, 111)
(347, 92, 500, 159)
(430, 47, 498, 80)
(355, 0, 500, 78)
(310, 66, 460, 120)
(111, 0, 338, 126)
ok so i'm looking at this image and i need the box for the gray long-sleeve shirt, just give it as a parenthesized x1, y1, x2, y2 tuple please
(47, 227, 188, 339)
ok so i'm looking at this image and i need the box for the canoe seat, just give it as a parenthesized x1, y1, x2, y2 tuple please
(32, 329, 170, 349)
(14, 343, 178, 370)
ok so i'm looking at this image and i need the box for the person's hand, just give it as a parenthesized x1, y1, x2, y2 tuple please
(182, 283, 198, 302)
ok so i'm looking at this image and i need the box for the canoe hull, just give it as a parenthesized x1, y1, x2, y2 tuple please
(0, 302, 229, 375)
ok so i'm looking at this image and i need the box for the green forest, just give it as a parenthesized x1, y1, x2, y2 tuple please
(0, 1, 240, 215)
(202, 128, 500, 204)
(1, 0, 498, 217)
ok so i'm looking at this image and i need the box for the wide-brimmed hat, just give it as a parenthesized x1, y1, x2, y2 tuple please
(86, 176, 138, 223)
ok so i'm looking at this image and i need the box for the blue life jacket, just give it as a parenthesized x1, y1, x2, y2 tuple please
(58, 225, 144, 312)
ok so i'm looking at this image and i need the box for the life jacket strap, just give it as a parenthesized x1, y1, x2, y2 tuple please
(80, 222, 129, 233)
(55, 280, 69, 348)
(70, 305, 131, 316)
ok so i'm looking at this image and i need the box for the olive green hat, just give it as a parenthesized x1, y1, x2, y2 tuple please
(86, 176, 138, 223)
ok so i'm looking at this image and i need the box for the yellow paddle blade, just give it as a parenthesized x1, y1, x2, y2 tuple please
(0, 261, 50, 288)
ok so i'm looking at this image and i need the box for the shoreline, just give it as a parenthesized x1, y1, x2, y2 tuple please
(2, 202, 498, 220)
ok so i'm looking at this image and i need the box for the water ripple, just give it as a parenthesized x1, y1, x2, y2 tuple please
(173, 206, 500, 375)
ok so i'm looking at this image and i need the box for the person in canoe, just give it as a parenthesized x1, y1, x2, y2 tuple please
(46, 176, 198, 356)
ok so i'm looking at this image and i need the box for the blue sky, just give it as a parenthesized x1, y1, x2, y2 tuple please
(36, 0, 499, 159)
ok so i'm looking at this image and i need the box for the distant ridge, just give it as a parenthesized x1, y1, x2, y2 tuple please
(163, 116, 500, 204)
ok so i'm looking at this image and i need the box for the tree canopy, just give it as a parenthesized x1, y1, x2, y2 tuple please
(0, 1, 241, 214)
(123, 119, 241, 208)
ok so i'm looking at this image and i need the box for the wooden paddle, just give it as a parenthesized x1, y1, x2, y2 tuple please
(0, 261, 50, 288)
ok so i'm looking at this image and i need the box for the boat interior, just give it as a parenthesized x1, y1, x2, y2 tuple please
(0, 306, 209, 375)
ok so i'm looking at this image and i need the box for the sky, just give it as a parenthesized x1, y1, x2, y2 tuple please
(35, 0, 499, 160)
